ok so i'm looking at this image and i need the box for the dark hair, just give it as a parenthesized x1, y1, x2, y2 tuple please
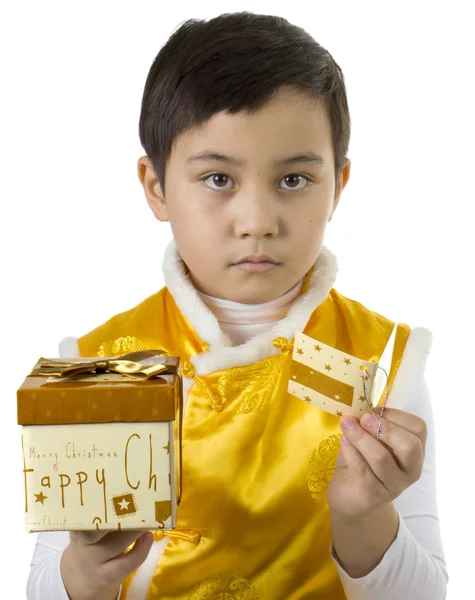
(139, 11, 351, 196)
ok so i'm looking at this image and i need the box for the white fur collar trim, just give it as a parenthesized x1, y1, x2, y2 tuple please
(162, 239, 338, 375)
(387, 326, 432, 412)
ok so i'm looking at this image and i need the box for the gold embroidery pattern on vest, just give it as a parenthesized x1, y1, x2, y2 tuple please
(190, 573, 259, 599)
(97, 336, 149, 357)
(184, 356, 280, 413)
(216, 356, 279, 413)
(307, 434, 342, 508)
(182, 339, 294, 413)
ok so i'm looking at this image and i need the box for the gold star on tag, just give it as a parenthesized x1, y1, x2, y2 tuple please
(163, 442, 170, 455)
(336, 411, 343, 417)
(314, 345, 322, 352)
(34, 491, 47, 504)
(296, 348, 304, 355)
(359, 395, 366, 402)
(304, 396, 311, 403)
(343, 358, 351, 365)
(324, 364, 332, 372)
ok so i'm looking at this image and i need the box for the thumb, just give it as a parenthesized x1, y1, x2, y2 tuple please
(103, 531, 155, 583)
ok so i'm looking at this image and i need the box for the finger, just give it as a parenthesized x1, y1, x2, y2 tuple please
(95, 530, 152, 562)
(339, 435, 390, 503)
(360, 413, 425, 474)
(372, 407, 428, 445)
(70, 530, 110, 545)
(340, 417, 405, 495)
(100, 532, 154, 583)
(75, 530, 148, 564)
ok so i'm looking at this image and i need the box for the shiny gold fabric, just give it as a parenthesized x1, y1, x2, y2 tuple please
(79, 279, 410, 599)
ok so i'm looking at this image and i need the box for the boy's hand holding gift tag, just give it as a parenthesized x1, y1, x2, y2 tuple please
(288, 327, 428, 521)
(17, 351, 183, 533)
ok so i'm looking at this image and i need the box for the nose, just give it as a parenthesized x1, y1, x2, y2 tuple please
(233, 191, 280, 239)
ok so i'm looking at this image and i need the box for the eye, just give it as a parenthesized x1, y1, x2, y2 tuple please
(278, 174, 312, 191)
(201, 172, 312, 191)
(202, 173, 234, 191)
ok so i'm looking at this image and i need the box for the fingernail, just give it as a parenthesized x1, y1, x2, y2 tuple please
(340, 417, 356, 431)
(361, 413, 374, 428)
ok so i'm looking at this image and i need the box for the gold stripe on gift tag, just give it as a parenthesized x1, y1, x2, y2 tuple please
(290, 360, 354, 406)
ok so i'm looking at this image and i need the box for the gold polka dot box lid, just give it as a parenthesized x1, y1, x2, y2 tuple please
(16, 351, 183, 533)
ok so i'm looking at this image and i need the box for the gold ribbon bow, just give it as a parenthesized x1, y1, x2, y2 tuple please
(29, 350, 176, 380)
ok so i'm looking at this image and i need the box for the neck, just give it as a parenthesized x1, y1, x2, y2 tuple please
(196, 279, 305, 345)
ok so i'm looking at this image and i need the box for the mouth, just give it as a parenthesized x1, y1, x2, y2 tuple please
(234, 254, 279, 265)
(232, 255, 281, 273)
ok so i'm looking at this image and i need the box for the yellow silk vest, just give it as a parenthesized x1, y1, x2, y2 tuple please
(78, 266, 410, 600)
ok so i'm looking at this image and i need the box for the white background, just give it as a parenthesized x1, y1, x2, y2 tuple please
(1, 1, 473, 597)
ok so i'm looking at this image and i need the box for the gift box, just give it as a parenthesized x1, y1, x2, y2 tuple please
(17, 351, 182, 533)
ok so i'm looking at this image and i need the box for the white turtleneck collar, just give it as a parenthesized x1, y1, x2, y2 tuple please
(196, 278, 304, 346)
(162, 239, 338, 375)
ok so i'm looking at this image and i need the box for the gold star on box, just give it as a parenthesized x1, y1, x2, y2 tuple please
(112, 493, 137, 517)
(34, 491, 47, 505)
(288, 326, 398, 418)
(118, 498, 130, 511)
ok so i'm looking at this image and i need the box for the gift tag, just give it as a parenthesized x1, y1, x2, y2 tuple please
(288, 325, 397, 418)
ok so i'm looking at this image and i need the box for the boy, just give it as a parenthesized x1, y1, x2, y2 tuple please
(27, 11, 448, 600)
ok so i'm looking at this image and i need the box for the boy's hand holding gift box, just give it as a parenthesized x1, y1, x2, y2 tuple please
(17, 351, 182, 534)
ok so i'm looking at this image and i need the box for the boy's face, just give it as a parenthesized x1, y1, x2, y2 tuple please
(138, 85, 350, 304)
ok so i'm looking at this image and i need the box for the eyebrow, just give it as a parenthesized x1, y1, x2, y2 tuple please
(185, 150, 325, 167)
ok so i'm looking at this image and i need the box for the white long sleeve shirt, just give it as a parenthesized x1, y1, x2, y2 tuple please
(26, 278, 448, 599)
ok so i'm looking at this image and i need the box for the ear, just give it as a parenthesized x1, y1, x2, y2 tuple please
(328, 158, 351, 222)
(137, 156, 169, 222)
